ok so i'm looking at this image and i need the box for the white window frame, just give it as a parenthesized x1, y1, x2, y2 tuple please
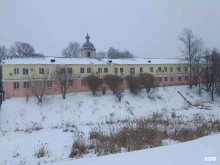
(14, 68, 19, 75)
(22, 68, 28, 75)
(47, 81, 52, 88)
(130, 68, 135, 76)
(46, 68, 53, 74)
(39, 68, 44, 74)
(13, 82, 19, 89)
(23, 82, 30, 88)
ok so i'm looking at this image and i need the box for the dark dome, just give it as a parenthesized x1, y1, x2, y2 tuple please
(82, 42, 95, 49)
(82, 33, 95, 49)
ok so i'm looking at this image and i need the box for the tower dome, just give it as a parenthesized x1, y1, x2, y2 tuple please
(81, 33, 96, 58)
(82, 33, 95, 49)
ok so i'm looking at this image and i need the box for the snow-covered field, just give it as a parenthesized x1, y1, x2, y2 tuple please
(0, 85, 219, 165)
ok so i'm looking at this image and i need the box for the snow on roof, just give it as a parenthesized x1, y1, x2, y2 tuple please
(1, 57, 182, 65)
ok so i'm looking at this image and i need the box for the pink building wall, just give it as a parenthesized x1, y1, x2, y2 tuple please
(3, 75, 189, 99)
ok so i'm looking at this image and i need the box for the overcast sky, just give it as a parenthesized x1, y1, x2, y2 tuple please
(1, 0, 220, 58)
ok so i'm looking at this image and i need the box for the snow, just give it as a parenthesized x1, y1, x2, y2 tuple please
(2, 57, 181, 65)
(46, 133, 220, 165)
(0, 85, 220, 165)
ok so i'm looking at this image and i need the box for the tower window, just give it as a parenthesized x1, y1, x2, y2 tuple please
(87, 52, 91, 57)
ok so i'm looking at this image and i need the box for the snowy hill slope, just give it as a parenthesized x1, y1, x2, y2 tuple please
(47, 133, 220, 165)
(0, 85, 220, 165)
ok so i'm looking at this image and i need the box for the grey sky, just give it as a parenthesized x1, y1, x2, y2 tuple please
(1, 0, 220, 58)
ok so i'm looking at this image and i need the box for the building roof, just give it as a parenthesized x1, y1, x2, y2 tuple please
(1, 57, 182, 65)
(82, 33, 95, 49)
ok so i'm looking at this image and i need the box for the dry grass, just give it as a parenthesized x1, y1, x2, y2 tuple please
(69, 112, 220, 158)
(34, 143, 50, 158)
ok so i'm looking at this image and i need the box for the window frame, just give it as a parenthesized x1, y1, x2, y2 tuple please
(87, 68, 91, 73)
(98, 68, 102, 73)
(68, 80, 73, 86)
(140, 67, 143, 73)
(14, 68, 19, 75)
(80, 68, 85, 73)
(149, 67, 153, 72)
(47, 81, 52, 88)
(13, 82, 19, 89)
(104, 68, 108, 73)
(39, 68, 45, 74)
(22, 68, 28, 75)
(130, 67, 135, 76)
(23, 82, 30, 89)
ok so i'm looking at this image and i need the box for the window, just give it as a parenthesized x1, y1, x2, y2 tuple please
(98, 68, 102, 73)
(13, 82, 19, 89)
(87, 68, 91, 73)
(68, 80, 73, 86)
(178, 76, 182, 81)
(185, 75, 188, 80)
(60, 68, 66, 74)
(149, 67, 153, 72)
(130, 68, 135, 76)
(164, 67, 167, 72)
(158, 77, 162, 82)
(23, 82, 29, 88)
(87, 52, 91, 57)
(140, 67, 143, 73)
(120, 68, 123, 73)
(14, 68, 19, 75)
(184, 67, 188, 72)
(104, 68, 108, 73)
(164, 77, 168, 81)
(39, 81, 44, 88)
(39, 68, 44, 74)
(114, 68, 118, 74)
(68, 68, 72, 74)
(158, 67, 162, 72)
(177, 67, 181, 72)
(22, 68, 28, 75)
(46, 68, 52, 74)
(169, 67, 173, 72)
(81, 79, 85, 86)
(47, 81, 52, 88)
(170, 77, 174, 81)
(80, 68, 85, 73)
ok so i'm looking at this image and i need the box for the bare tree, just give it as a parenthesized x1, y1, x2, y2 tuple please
(9, 41, 36, 56)
(202, 49, 220, 101)
(27, 70, 50, 106)
(96, 52, 107, 59)
(52, 65, 74, 99)
(0, 45, 8, 61)
(120, 50, 134, 58)
(85, 75, 101, 95)
(107, 47, 134, 59)
(139, 73, 156, 93)
(125, 75, 142, 94)
(61, 42, 81, 58)
(104, 75, 123, 94)
(178, 28, 204, 88)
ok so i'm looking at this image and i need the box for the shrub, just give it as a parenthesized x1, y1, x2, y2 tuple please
(69, 138, 87, 158)
(104, 75, 123, 94)
(125, 76, 142, 94)
(85, 75, 101, 95)
(34, 144, 50, 158)
(115, 90, 125, 102)
(140, 73, 156, 93)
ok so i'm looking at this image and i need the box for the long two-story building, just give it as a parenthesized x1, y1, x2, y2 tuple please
(1, 34, 190, 99)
